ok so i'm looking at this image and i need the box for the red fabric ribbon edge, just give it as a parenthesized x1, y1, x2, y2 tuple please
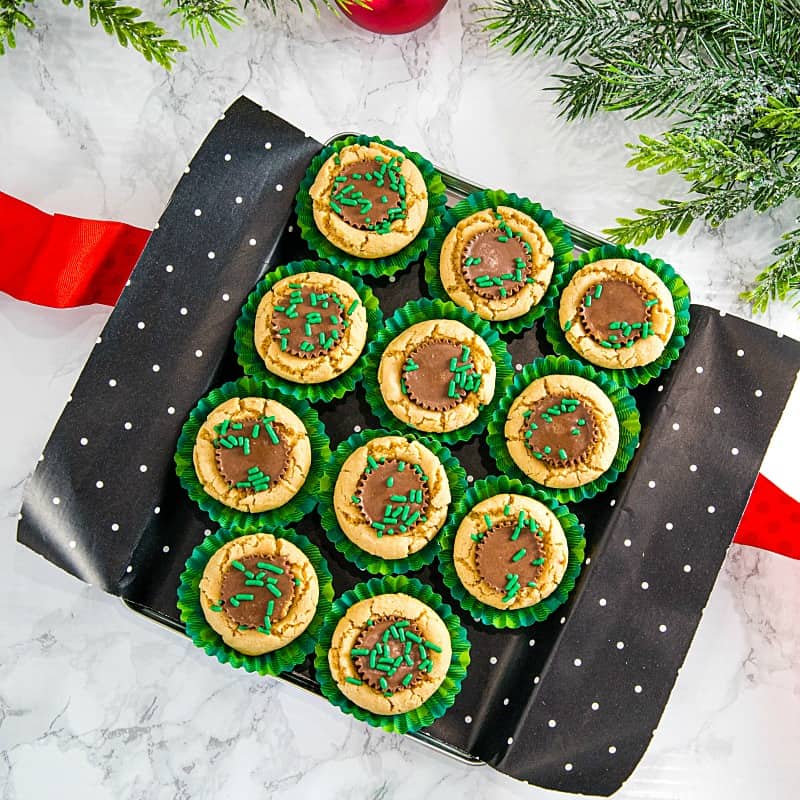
(0, 192, 150, 308)
(1, 191, 797, 559)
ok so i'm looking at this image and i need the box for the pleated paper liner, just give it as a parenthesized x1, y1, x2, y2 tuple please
(543, 244, 691, 388)
(423, 189, 574, 335)
(177, 527, 334, 676)
(361, 298, 514, 445)
(436, 476, 586, 629)
(174, 377, 331, 532)
(313, 575, 470, 734)
(295, 134, 448, 278)
(234, 260, 383, 403)
(486, 356, 641, 504)
(317, 428, 467, 575)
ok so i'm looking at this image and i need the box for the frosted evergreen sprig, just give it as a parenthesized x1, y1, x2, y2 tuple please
(1, 0, 370, 69)
(484, 0, 800, 312)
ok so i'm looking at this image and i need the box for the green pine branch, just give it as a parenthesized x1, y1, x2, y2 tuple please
(0, 0, 35, 55)
(81, 0, 186, 68)
(165, 0, 242, 46)
(484, 0, 800, 314)
(741, 224, 800, 311)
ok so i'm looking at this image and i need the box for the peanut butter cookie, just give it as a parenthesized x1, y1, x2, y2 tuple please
(377, 318, 496, 433)
(439, 206, 554, 321)
(504, 373, 619, 489)
(332, 435, 451, 560)
(309, 141, 428, 259)
(327, 592, 451, 715)
(558, 258, 675, 369)
(199, 533, 319, 656)
(452, 493, 569, 611)
(253, 271, 368, 384)
(193, 396, 311, 513)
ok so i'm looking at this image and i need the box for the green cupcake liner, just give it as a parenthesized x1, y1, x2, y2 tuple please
(234, 260, 383, 403)
(423, 189, 574, 335)
(437, 476, 585, 628)
(174, 376, 331, 532)
(486, 355, 641, 504)
(318, 428, 467, 575)
(361, 298, 514, 445)
(313, 575, 470, 734)
(295, 135, 448, 278)
(542, 243, 691, 388)
(177, 527, 334, 676)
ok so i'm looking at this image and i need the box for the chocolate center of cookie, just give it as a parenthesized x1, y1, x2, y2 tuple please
(270, 282, 357, 358)
(329, 156, 408, 234)
(474, 517, 546, 601)
(355, 458, 429, 536)
(213, 417, 289, 491)
(523, 395, 597, 466)
(350, 615, 441, 694)
(461, 229, 532, 300)
(580, 280, 655, 348)
(402, 338, 482, 411)
(218, 554, 296, 632)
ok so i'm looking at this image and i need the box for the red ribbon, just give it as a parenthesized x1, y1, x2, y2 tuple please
(1, 190, 796, 559)
(0, 192, 149, 307)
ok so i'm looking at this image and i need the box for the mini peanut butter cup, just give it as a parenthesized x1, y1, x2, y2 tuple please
(401, 337, 481, 412)
(579, 278, 656, 349)
(354, 458, 429, 536)
(329, 155, 408, 234)
(219, 554, 295, 633)
(213, 416, 289, 491)
(350, 614, 442, 694)
(522, 395, 599, 467)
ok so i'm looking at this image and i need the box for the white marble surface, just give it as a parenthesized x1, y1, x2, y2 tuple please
(2, 1, 799, 797)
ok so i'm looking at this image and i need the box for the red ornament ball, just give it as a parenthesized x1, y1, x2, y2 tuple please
(345, 0, 449, 35)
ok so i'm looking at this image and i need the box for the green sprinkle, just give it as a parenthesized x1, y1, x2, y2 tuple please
(594, 284, 603, 298)
(349, 648, 370, 656)
(512, 548, 527, 562)
(402, 673, 414, 688)
(347, 299, 359, 315)
(235, 593, 254, 601)
(424, 640, 442, 653)
(257, 562, 284, 574)
(209, 602, 223, 612)
(558, 448, 568, 460)
(564, 319, 572, 332)
(379, 677, 388, 691)
(532, 557, 545, 566)
(265, 583, 282, 598)
(484, 514, 493, 530)
(345, 677, 363, 685)
(244, 579, 264, 587)
(231, 560, 246, 572)
(646, 298, 658, 307)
